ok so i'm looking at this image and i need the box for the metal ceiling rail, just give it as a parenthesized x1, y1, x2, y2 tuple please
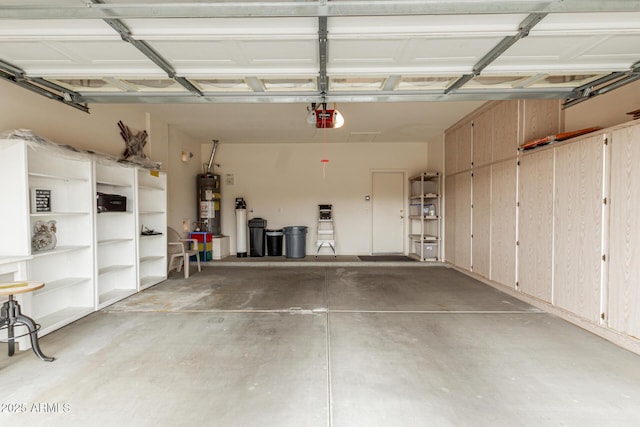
(2, 1, 640, 20)
(563, 61, 640, 108)
(317, 16, 328, 95)
(445, 12, 547, 94)
(0, 66, 89, 113)
(89, 0, 203, 97)
(76, 87, 574, 104)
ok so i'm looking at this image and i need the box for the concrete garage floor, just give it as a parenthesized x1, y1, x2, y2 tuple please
(2, 266, 640, 426)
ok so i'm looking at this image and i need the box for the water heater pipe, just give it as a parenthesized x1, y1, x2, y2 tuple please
(206, 139, 219, 174)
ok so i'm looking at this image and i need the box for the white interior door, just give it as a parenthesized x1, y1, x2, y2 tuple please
(372, 171, 405, 254)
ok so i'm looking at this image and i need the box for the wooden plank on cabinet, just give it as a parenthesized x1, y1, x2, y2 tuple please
(522, 99, 561, 145)
(554, 135, 603, 322)
(444, 174, 456, 263)
(493, 100, 519, 163)
(472, 166, 491, 278)
(473, 109, 493, 167)
(454, 172, 472, 270)
(490, 160, 517, 287)
(518, 149, 554, 302)
(457, 123, 473, 173)
(608, 124, 640, 337)
(445, 131, 457, 176)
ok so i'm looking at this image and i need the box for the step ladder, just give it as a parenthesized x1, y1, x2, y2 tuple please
(316, 204, 336, 257)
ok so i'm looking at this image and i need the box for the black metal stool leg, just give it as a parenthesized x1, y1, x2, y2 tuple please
(14, 313, 55, 362)
(0, 317, 10, 356)
(1, 296, 54, 362)
(7, 321, 15, 356)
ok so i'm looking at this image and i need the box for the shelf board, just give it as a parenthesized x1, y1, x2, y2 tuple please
(139, 211, 165, 215)
(140, 275, 165, 290)
(409, 215, 439, 220)
(140, 255, 165, 263)
(409, 234, 439, 241)
(98, 238, 134, 246)
(97, 211, 133, 215)
(96, 180, 132, 188)
(32, 245, 91, 258)
(409, 193, 440, 200)
(99, 264, 133, 275)
(98, 288, 136, 308)
(140, 233, 164, 238)
(409, 172, 439, 181)
(33, 277, 90, 297)
(31, 211, 90, 217)
(29, 172, 89, 183)
(38, 306, 94, 336)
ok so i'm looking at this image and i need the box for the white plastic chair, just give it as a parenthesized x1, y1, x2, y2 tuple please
(167, 227, 201, 278)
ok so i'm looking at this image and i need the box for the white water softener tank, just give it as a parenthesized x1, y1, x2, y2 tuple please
(235, 197, 247, 257)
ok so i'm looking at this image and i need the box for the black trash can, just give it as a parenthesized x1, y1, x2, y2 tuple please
(266, 229, 284, 256)
(248, 218, 267, 257)
(283, 226, 308, 259)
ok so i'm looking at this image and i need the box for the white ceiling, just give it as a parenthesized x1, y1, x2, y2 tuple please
(1, 1, 639, 143)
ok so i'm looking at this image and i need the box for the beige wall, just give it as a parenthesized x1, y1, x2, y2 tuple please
(202, 141, 430, 255)
(0, 79, 202, 233)
(167, 127, 203, 234)
(564, 79, 640, 131)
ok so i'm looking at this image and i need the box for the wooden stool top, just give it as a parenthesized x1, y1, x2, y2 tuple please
(0, 281, 45, 296)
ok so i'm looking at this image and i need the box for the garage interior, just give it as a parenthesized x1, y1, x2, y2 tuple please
(2, 1, 640, 425)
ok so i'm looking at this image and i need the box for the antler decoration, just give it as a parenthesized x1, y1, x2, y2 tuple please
(118, 120, 149, 158)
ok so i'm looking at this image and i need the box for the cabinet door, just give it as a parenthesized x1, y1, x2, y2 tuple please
(518, 149, 554, 302)
(473, 109, 493, 168)
(490, 159, 517, 287)
(522, 99, 561, 145)
(472, 166, 491, 278)
(444, 175, 456, 263)
(457, 122, 473, 173)
(608, 125, 640, 336)
(554, 135, 603, 322)
(445, 130, 457, 176)
(492, 100, 519, 163)
(454, 172, 472, 270)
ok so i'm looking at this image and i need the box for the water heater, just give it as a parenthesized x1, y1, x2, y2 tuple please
(197, 174, 221, 235)
(197, 140, 222, 235)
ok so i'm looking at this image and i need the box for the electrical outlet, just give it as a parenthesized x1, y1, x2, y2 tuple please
(182, 219, 189, 232)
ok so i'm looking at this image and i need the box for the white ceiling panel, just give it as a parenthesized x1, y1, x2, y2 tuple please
(489, 34, 640, 72)
(0, 0, 638, 119)
(0, 19, 117, 39)
(124, 17, 318, 38)
(0, 40, 161, 76)
(532, 12, 640, 33)
(329, 36, 504, 74)
(328, 15, 525, 37)
(148, 39, 318, 75)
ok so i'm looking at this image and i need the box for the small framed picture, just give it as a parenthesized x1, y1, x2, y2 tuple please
(31, 188, 52, 213)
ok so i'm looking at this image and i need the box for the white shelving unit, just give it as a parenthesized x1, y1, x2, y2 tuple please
(22, 142, 95, 334)
(136, 169, 167, 290)
(95, 162, 137, 309)
(408, 172, 441, 261)
(0, 136, 168, 344)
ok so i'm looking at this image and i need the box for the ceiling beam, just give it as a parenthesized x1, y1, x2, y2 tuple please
(0, 60, 89, 113)
(89, 0, 202, 97)
(446, 12, 546, 94)
(318, 16, 328, 95)
(75, 87, 574, 104)
(563, 62, 640, 108)
(2, 1, 640, 20)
